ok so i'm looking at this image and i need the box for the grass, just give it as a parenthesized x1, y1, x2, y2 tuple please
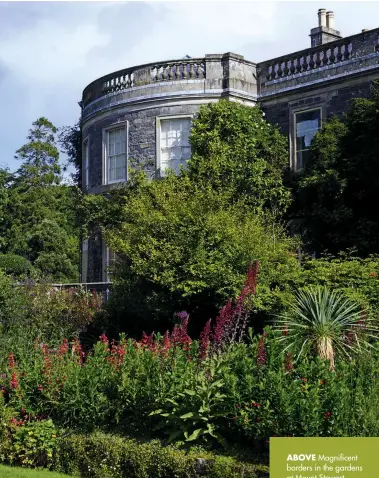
(0, 465, 68, 477)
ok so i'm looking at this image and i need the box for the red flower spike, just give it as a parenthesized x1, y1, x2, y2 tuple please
(199, 319, 211, 361)
(8, 353, 16, 370)
(100, 333, 109, 345)
(162, 330, 171, 351)
(141, 332, 149, 346)
(284, 352, 294, 373)
(58, 338, 69, 357)
(171, 316, 192, 349)
(212, 261, 259, 349)
(10, 372, 19, 390)
(256, 332, 267, 366)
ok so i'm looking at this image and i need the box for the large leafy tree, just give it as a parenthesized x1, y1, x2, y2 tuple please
(1, 118, 80, 282)
(186, 100, 292, 215)
(88, 174, 298, 335)
(83, 102, 297, 333)
(292, 80, 379, 255)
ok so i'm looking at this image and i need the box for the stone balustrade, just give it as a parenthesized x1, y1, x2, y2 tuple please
(258, 27, 379, 95)
(151, 59, 206, 82)
(264, 42, 353, 81)
(81, 53, 257, 121)
(82, 58, 206, 108)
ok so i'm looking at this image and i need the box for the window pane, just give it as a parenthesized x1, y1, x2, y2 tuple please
(108, 156, 116, 182)
(296, 150, 311, 170)
(161, 120, 170, 133)
(116, 155, 125, 177)
(107, 128, 127, 182)
(296, 110, 321, 148)
(108, 130, 115, 144)
(160, 150, 170, 171)
(182, 146, 191, 160)
(108, 153, 126, 181)
(295, 109, 321, 170)
(120, 128, 126, 146)
(181, 130, 190, 144)
(160, 118, 191, 175)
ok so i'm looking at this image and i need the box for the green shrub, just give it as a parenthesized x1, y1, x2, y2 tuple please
(273, 286, 378, 369)
(187, 100, 291, 213)
(0, 280, 103, 371)
(0, 271, 27, 335)
(88, 168, 298, 335)
(0, 418, 57, 468)
(52, 432, 266, 477)
(230, 329, 379, 439)
(0, 254, 32, 277)
(258, 254, 379, 326)
(3, 331, 197, 434)
(4, 323, 379, 446)
(150, 354, 230, 445)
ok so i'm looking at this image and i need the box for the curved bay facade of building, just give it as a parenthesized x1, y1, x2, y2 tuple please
(81, 10, 379, 283)
(81, 53, 258, 282)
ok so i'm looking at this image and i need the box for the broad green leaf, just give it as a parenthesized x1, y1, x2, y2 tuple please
(185, 428, 203, 441)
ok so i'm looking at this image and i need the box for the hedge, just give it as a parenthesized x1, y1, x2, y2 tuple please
(52, 432, 269, 477)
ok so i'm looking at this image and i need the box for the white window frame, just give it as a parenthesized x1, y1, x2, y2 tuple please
(293, 107, 322, 171)
(81, 238, 88, 283)
(102, 244, 118, 283)
(102, 121, 129, 185)
(82, 136, 90, 190)
(156, 115, 193, 177)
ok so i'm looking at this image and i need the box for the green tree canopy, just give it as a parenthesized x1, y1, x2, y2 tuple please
(92, 172, 298, 334)
(0, 118, 80, 282)
(0, 253, 32, 277)
(15, 117, 61, 187)
(0, 167, 13, 250)
(82, 101, 297, 333)
(186, 100, 292, 215)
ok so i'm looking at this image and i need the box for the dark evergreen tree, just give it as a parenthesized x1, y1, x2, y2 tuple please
(291, 79, 379, 256)
(1, 118, 80, 281)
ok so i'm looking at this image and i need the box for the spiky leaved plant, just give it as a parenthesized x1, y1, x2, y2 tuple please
(273, 286, 379, 370)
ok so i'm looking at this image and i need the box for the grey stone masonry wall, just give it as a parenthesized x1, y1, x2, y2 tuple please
(326, 80, 372, 117)
(261, 100, 290, 136)
(260, 78, 374, 136)
(84, 103, 201, 193)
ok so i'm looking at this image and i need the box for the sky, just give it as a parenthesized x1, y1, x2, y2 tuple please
(1, 1, 379, 174)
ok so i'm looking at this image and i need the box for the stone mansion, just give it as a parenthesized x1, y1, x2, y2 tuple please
(80, 8, 379, 283)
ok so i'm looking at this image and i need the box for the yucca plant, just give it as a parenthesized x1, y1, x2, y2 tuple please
(273, 286, 379, 370)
